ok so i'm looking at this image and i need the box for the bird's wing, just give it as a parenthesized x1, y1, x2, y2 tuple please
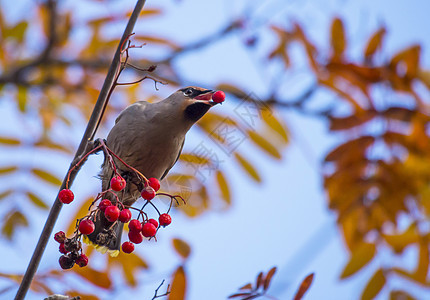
(114, 101, 149, 124)
(160, 139, 185, 180)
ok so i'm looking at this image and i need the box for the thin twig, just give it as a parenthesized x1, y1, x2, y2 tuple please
(14, 1, 148, 299)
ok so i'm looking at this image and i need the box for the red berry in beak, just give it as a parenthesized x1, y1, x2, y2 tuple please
(212, 91, 225, 103)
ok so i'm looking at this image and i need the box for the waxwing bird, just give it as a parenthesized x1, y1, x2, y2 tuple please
(86, 87, 218, 255)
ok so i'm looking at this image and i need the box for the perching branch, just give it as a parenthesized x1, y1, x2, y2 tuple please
(14, 1, 148, 299)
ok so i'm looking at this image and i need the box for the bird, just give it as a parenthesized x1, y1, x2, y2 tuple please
(85, 86, 218, 256)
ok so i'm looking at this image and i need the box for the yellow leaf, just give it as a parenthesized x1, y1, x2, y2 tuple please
(67, 291, 100, 300)
(331, 17, 346, 59)
(135, 35, 180, 50)
(216, 83, 248, 99)
(216, 170, 231, 205)
(34, 138, 73, 154)
(248, 131, 281, 159)
(364, 28, 386, 59)
(0, 136, 20, 146)
(17, 86, 27, 112)
(414, 242, 429, 283)
(0, 166, 18, 175)
(382, 223, 418, 253)
(234, 153, 261, 182)
(26, 192, 49, 210)
(31, 168, 62, 186)
(0, 189, 13, 201)
(179, 153, 210, 165)
(325, 136, 375, 162)
(169, 266, 187, 300)
(341, 242, 376, 278)
(67, 197, 94, 235)
(73, 266, 112, 289)
(361, 269, 386, 300)
(107, 252, 149, 287)
(390, 290, 416, 300)
(261, 110, 289, 143)
(172, 238, 191, 260)
(1, 210, 28, 239)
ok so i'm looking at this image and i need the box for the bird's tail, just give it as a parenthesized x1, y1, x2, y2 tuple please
(84, 210, 123, 257)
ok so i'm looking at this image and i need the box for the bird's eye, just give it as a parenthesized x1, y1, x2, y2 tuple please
(183, 88, 194, 97)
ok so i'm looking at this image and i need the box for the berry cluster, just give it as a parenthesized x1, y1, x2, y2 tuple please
(55, 158, 180, 269)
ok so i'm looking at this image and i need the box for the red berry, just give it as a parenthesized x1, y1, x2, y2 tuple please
(119, 208, 132, 223)
(75, 253, 88, 267)
(122, 241, 135, 254)
(59, 189, 74, 204)
(159, 214, 172, 227)
(54, 231, 66, 243)
(148, 218, 158, 228)
(128, 219, 142, 232)
(59, 255, 75, 270)
(142, 222, 157, 237)
(141, 186, 156, 200)
(110, 175, 126, 191)
(98, 199, 112, 212)
(59, 243, 68, 254)
(128, 230, 143, 244)
(212, 91, 225, 103)
(105, 205, 120, 222)
(79, 219, 95, 235)
(148, 178, 160, 192)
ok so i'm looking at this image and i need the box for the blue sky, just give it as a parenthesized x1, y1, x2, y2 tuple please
(1, 0, 430, 299)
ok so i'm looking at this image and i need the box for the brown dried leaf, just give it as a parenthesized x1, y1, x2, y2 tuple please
(390, 45, 421, 78)
(361, 269, 386, 300)
(255, 272, 263, 290)
(31, 168, 62, 186)
(340, 242, 376, 278)
(364, 27, 386, 59)
(228, 292, 253, 299)
(239, 283, 253, 291)
(263, 267, 277, 291)
(135, 35, 180, 50)
(329, 111, 377, 131)
(293, 273, 315, 300)
(172, 238, 191, 260)
(331, 17, 346, 59)
(216, 170, 231, 205)
(325, 136, 375, 162)
(234, 153, 261, 182)
(169, 266, 187, 300)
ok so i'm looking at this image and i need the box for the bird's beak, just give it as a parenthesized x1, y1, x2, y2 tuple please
(193, 89, 217, 106)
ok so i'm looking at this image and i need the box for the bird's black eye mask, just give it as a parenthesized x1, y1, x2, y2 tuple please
(180, 87, 212, 98)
